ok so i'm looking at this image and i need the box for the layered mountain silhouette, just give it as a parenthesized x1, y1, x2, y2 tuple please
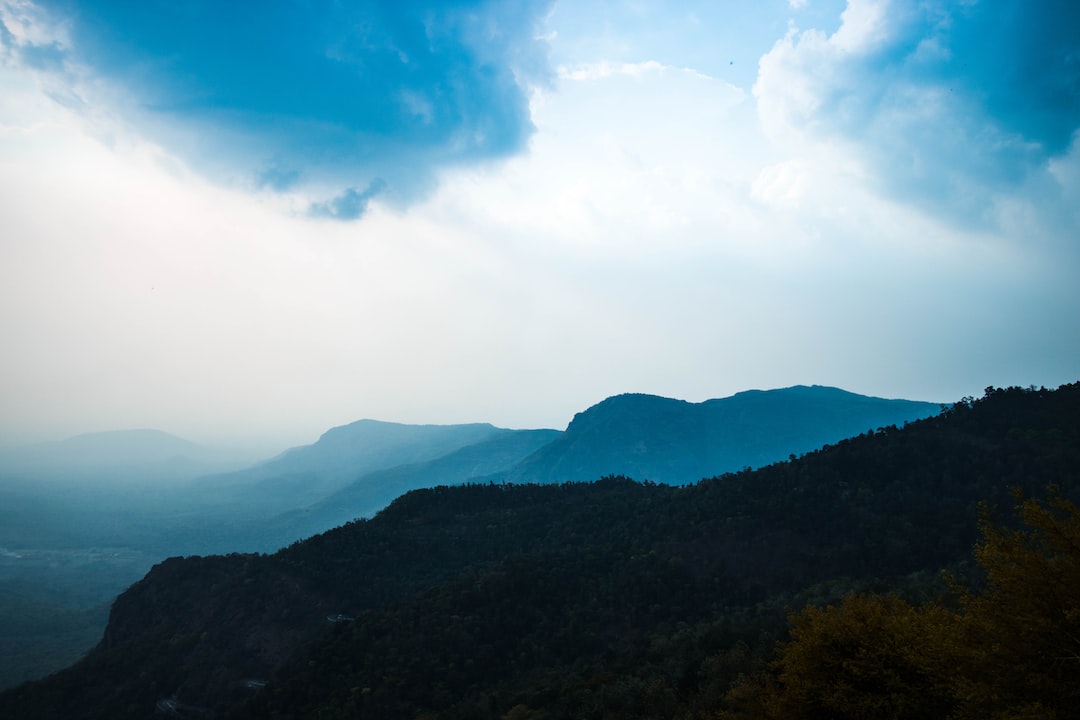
(0, 429, 253, 483)
(261, 428, 562, 548)
(195, 420, 513, 516)
(215, 385, 939, 551)
(495, 385, 941, 485)
(1, 383, 1073, 719)
(0, 387, 943, 556)
(0, 384, 943, 691)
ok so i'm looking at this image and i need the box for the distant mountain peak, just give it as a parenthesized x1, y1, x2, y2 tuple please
(316, 418, 498, 446)
(507, 386, 942, 486)
(1, 428, 204, 467)
(57, 428, 201, 450)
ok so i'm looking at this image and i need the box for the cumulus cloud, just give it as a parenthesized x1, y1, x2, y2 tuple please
(4, 0, 554, 216)
(755, 0, 1080, 230)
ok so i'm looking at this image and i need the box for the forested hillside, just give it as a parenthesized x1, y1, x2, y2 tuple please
(1, 384, 1076, 719)
(722, 486, 1080, 718)
(0, 386, 940, 691)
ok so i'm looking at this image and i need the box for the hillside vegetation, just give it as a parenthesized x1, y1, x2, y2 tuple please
(1, 383, 1076, 719)
(0, 386, 940, 691)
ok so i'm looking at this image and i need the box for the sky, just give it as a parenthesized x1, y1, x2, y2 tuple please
(1, 0, 1077, 449)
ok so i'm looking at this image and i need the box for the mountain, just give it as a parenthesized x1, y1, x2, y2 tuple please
(497, 385, 942, 485)
(0, 387, 942, 690)
(3, 383, 1074, 720)
(192, 420, 511, 517)
(0, 429, 254, 484)
(0, 422, 555, 691)
(0, 428, 261, 552)
(183, 386, 940, 550)
(258, 428, 561, 550)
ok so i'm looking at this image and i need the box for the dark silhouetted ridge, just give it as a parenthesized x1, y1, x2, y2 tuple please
(499, 385, 940, 485)
(3, 383, 1076, 720)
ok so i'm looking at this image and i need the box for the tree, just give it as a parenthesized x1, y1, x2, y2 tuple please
(722, 489, 1080, 720)
(723, 593, 958, 719)
(948, 490, 1080, 719)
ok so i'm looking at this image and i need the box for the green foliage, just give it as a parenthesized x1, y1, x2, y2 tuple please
(724, 486, 1080, 719)
(950, 490, 1080, 718)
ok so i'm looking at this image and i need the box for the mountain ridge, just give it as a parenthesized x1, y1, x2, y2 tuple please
(0, 384, 949, 692)
(2, 383, 1074, 719)
(499, 384, 941, 485)
(239, 385, 942, 545)
(0, 429, 261, 485)
(191, 419, 513, 516)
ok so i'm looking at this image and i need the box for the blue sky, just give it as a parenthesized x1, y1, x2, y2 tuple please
(0, 0, 1077, 448)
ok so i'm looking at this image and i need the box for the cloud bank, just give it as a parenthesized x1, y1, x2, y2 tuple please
(755, 0, 1080, 230)
(1, 0, 554, 218)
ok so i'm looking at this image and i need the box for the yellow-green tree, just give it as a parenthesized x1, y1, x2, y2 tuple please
(722, 490, 1080, 720)
(723, 593, 959, 719)
(949, 490, 1080, 719)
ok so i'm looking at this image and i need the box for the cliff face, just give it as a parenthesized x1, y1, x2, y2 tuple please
(87, 553, 340, 712)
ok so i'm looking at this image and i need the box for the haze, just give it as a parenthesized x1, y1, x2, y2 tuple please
(1, 0, 1077, 449)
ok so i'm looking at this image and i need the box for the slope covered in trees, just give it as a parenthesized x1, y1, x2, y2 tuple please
(0, 384, 1076, 719)
(0, 386, 943, 691)
(722, 488, 1080, 719)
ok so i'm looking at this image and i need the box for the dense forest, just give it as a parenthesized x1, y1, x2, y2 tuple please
(1, 383, 1077, 719)
(0, 386, 943, 690)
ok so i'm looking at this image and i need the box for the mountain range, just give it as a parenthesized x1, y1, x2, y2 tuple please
(1, 383, 1074, 719)
(0, 428, 257, 484)
(204, 385, 940, 551)
(0, 384, 941, 689)
(495, 385, 940, 485)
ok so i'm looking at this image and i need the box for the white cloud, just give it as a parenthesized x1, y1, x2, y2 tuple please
(751, 159, 809, 207)
(753, 0, 1080, 237)
(490, 62, 753, 255)
(0, 3, 1076, 448)
(0, 0, 70, 51)
(557, 59, 710, 81)
(2, 0, 555, 218)
(830, 0, 891, 52)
